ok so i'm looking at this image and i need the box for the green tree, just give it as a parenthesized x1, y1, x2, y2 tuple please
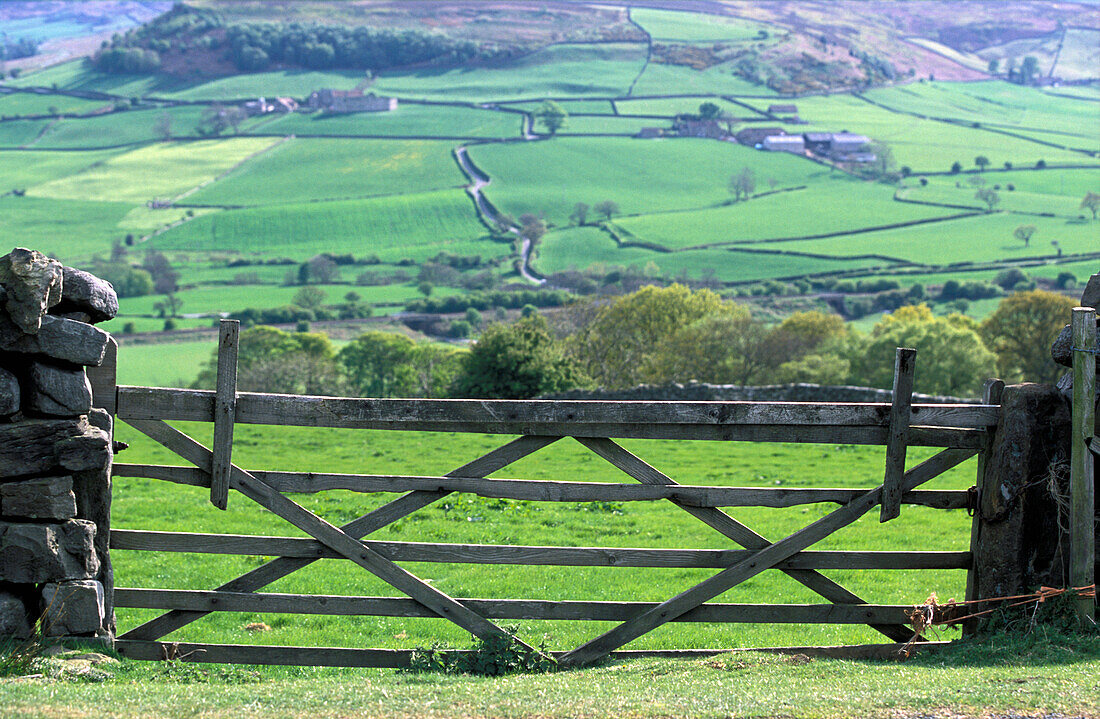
(974, 155, 990, 172)
(1013, 224, 1037, 248)
(975, 187, 1000, 212)
(519, 213, 546, 244)
(981, 289, 1078, 384)
(1080, 191, 1100, 220)
(593, 200, 619, 221)
(292, 286, 327, 310)
(566, 284, 734, 389)
(569, 202, 589, 226)
(534, 100, 567, 135)
(410, 344, 465, 398)
(194, 326, 341, 395)
(643, 308, 771, 385)
(154, 111, 172, 141)
(452, 315, 587, 398)
(728, 167, 756, 201)
(338, 331, 418, 397)
(950, 161, 962, 174)
(1020, 55, 1039, 84)
(418, 281, 433, 298)
(987, 58, 1000, 74)
(698, 101, 721, 119)
(849, 305, 996, 396)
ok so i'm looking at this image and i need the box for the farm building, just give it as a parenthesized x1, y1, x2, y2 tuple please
(243, 96, 298, 115)
(802, 132, 874, 161)
(767, 103, 798, 115)
(673, 117, 726, 138)
(735, 126, 786, 147)
(803, 132, 833, 153)
(307, 89, 398, 113)
(762, 134, 805, 153)
(830, 133, 871, 155)
(636, 127, 665, 138)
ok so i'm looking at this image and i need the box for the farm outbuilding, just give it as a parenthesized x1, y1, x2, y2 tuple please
(763, 135, 805, 153)
(735, 126, 786, 147)
(307, 89, 398, 113)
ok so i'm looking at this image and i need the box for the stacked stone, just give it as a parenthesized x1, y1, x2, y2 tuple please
(0, 248, 117, 642)
(1051, 272, 1100, 395)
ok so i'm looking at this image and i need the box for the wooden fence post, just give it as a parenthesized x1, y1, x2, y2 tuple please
(88, 337, 118, 416)
(1070, 306, 1096, 625)
(881, 347, 916, 522)
(211, 320, 240, 510)
(963, 377, 1003, 633)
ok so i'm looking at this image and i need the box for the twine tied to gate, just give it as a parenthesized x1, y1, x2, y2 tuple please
(898, 585, 1097, 658)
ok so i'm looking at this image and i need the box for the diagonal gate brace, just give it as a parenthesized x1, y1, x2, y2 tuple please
(575, 436, 915, 643)
(561, 445, 977, 667)
(121, 418, 556, 654)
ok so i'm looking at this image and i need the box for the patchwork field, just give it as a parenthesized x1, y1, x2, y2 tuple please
(372, 44, 648, 101)
(184, 138, 467, 207)
(764, 212, 1098, 265)
(27, 137, 279, 203)
(631, 7, 768, 42)
(470, 136, 817, 225)
(0, 3, 1096, 335)
(257, 103, 523, 138)
(533, 226, 890, 282)
(613, 182, 960, 250)
(151, 189, 498, 260)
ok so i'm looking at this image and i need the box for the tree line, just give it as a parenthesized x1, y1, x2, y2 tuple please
(91, 3, 516, 75)
(194, 284, 1078, 401)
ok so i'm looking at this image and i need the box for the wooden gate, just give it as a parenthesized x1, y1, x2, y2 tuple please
(92, 323, 1001, 667)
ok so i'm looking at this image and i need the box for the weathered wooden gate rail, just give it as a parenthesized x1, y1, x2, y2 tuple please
(104, 364, 999, 668)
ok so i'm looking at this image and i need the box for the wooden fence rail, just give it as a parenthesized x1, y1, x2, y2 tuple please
(100, 335, 999, 667)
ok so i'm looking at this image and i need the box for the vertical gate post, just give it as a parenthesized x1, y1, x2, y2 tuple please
(1070, 306, 1096, 625)
(881, 347, 916, 522)
(963, 377, 1004, 634)
(211, 319, 240, 510)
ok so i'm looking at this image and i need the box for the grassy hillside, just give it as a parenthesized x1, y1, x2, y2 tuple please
(184, 138, 467, 207)
(151, 189, 498, 261)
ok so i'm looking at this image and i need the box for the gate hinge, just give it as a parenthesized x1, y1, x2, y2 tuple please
(966, 485, 979, 517)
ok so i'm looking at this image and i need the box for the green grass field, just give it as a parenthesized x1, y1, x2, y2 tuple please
(744, 92, 1098, 171)
(613, 182, 959, 250)
(630, 61, 778, 97)
(0, 148, 124, 188)
(863, 80, 1100, 141)
(185, 138, 466, 207)
(631, 7, 768, 42)
(31, 106, 255, 149)
(28, 137, 279, 203)
(557, 115, 670, 135)
(371, 44, 648, 101)
(534, 226, 891, 282)
(764, 212, 1099, 265)
(470, 137, 816, 226)
(0, 119, 51, 147)
(256, 104, 522, 138)
(614, 96, 764, 117)
(3, 60, 197, 97)
(0, 91, 109, 117)
(506, 99, 616, 114)
(0, 196, 136, 262)
(151, 189, 499, 261)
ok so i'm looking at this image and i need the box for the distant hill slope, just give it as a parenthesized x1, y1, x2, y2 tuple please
(27, 1, 1100, 93)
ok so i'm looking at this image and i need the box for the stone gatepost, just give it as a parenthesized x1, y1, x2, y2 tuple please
(972, 274, 1099, 613)
(0, 248, 117, 643)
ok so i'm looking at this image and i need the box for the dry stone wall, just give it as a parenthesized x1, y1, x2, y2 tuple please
(0, 248, 116, 642)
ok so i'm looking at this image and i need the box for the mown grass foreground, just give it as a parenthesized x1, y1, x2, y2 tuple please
(1, 630, 1098, 718)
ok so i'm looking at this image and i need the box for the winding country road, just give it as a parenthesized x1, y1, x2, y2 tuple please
(455, 144, 545, 285)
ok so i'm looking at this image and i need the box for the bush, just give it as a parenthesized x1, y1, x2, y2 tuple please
(993, 268, 1029, 290)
